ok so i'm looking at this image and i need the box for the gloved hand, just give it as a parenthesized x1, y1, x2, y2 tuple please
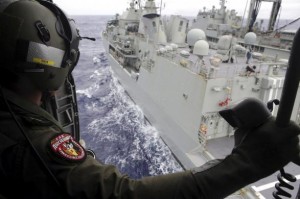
(191, 117, 300, 199)
(233, 117, 300, 178)
(125, 118, 299, 199)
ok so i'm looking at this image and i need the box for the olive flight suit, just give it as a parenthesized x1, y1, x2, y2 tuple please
(0, 88, 205, 199)
(0, 88, 297, 199)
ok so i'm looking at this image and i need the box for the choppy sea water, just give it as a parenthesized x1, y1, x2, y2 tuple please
(72, 15, 183, 179)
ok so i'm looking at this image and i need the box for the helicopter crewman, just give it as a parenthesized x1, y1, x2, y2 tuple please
(0, 1, 300, 199)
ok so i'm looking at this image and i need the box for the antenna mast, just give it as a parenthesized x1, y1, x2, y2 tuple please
(160, 0, 163, 15)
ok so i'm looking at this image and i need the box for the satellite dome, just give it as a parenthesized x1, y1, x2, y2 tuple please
(218, 35, 233, 50)
(244, 32, 257, 45)
(187, 29, 206, 46)
(193, 40, 209, 56)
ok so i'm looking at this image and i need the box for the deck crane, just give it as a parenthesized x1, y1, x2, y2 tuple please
(247, 0, 282, 32)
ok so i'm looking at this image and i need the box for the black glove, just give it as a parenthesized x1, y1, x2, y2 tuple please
(191, 117, 300, 199)
(233, 117, 300, 176)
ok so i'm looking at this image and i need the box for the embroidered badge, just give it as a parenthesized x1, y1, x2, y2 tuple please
(50, 133, 86, 161)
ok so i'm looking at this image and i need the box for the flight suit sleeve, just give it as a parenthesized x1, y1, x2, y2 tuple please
(31, 118, 300, 199)
(31, 131, 205, 199)
(29, 130, 249, 199)
(60, 156, 204, 199)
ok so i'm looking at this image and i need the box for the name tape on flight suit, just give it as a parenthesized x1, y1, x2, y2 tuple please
(50, 133, 86, 161)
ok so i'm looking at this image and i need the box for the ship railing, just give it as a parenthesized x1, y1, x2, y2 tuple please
(178, 57, 288, 79)
(157, 53, 242, 79)
(205, 62, 288, 79)
(155, 46, 288, 79)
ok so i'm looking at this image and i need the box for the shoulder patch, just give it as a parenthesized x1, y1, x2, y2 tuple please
(50, 133, 86, 162)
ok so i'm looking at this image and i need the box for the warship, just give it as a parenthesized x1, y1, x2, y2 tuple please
(102, 0, 300, 198)
(190, 0, 299, 52)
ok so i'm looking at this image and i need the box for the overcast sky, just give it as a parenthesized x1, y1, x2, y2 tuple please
(53, 0, 299, 19)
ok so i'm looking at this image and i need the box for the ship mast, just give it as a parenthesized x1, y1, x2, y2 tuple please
(132, 0, 142, 10)
(220, 0, 226, 10)
(159, 0, 163, 15)
(143, 0, 158, 14)
(268, 0, 281, 31)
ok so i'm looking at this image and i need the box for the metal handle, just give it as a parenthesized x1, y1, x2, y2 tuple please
(276, 28, 300, 127)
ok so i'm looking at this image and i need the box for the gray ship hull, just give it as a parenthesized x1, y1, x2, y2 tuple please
(103, 37, 210, 168)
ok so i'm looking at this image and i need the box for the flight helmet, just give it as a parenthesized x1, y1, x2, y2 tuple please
(0, 0, 81, 91)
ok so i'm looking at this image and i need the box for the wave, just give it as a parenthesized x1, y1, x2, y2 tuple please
(76, 54, 182, 179)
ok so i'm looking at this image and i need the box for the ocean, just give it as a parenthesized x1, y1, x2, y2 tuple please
(72, 15, 183, 179)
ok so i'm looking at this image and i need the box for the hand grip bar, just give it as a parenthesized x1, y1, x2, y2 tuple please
(276, 28, 300, 127)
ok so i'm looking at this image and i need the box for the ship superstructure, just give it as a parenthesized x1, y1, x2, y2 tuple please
(102, 0, 300, 198)
(191, 0, 299, 51)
